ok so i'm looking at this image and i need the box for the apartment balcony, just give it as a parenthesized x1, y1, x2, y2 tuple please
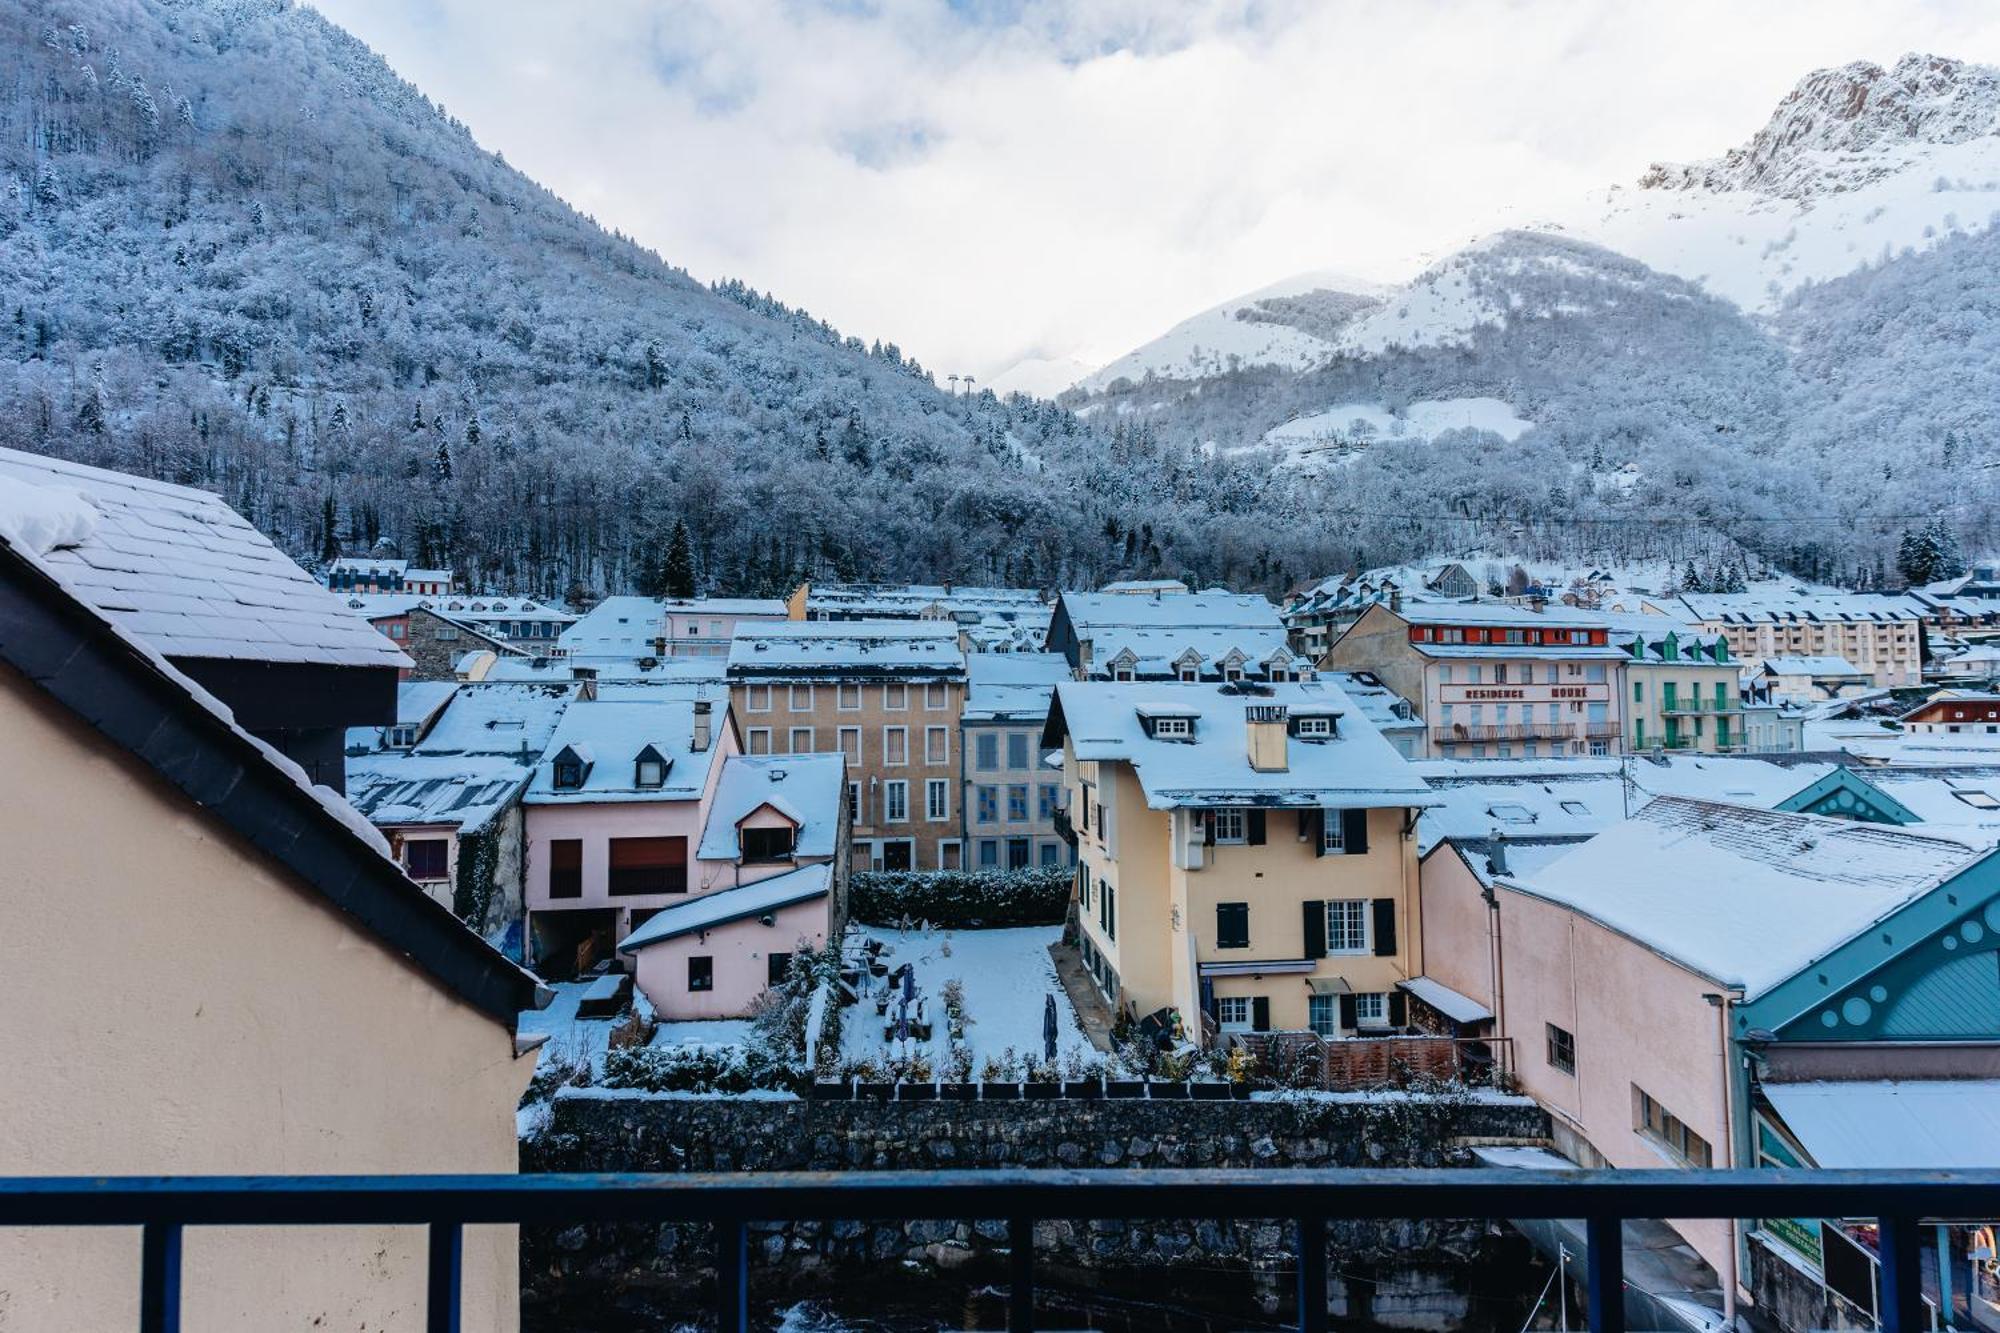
(1433, 722, 1621, 745)
(1660, 700, 1739, 716)
(1, 1169, 1978, 1333)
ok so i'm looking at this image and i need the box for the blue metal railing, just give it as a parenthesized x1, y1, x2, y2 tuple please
(2, 1167, 1994, 1333)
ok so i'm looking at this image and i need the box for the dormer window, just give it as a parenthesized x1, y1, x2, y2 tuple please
(1154, 716, 1192, 739)
(1295, 716, 1333, 739)
(554, 760, 584, 791)
(742, 826, 795, 863)
(1178, 666, 1198, 682)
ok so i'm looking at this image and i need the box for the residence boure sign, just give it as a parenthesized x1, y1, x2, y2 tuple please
(1440, 684, 1608, 704)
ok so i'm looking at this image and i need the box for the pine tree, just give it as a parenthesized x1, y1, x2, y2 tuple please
(433, 427, 454, 484)
(662, 520, 695, 599)
(1682, 560, 1703, 594)
(319, 495, 340, 564)
(1926, 516, 1967, 582)
(1897, 527, 1939, 586)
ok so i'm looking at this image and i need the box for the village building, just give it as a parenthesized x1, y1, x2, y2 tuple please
(1752, 654, 1877, 706)
(0, 448, 409, 793)
(325, 554, 456, 595)
(520, 686, 738, 977)
(794, 580, 1049, 627)
(659, 596, 792, 657)
(1417, 795, 1998, 1327)
(1042, 679, 1435, 1037)
(344, 595, 527, 680)
(960, 652, 1073, 870)
(1321, 670, 1427, 759)
(1098, 578, 1192, 595)
(1679, 590, 1925, 688)
(1898, 688, 2000, 735)
(1910, 564, 2000, 635)
(559, 595, 672, 663)
(727, 620, 967, 871)
(0, 485, 542, 1331)
(1282, 563, 1481, 659)
(1046, 589, 1285, 677)
(1616, 624, 1744, 753)
(618, 752, 851, 1019)
(1321, 601, 1626, 759)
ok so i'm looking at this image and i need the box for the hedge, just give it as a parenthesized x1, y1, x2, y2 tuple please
(849, 865, 1070, 928)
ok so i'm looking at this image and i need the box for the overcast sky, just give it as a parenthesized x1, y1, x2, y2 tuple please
(313, 1, 2000, 385)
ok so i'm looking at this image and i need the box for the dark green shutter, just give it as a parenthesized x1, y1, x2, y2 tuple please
(1247, 809, 1266, 845)
(1338, 993, 1358, 1030)
(1251, 996, 1271, 1032)
(1311, 809, 1328, 857)
(1371, 899, 1397, 956)
(1217, 902, 1248, 949)
(1387, 990, 1408, 1027)
(1343, 808, 1369, 854)
(1296, 809, 1313, 841)
(1303, 900, 1326, 959)
(1202, 810, 1216, 846)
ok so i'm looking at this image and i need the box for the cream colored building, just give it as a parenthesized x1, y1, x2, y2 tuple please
(1617, 626, 1746, 753)
(0, 531, 544, 1330)
(1043, 680, 1433, 1037)
(1678, 590, 1924, 688)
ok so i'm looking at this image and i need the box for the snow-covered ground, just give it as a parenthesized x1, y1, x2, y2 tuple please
(651, 1018, 756, 1049)
(1252, 396, 1533, 468)
(517, 979, 636, 1076)
(839, 924, 1092, 1069)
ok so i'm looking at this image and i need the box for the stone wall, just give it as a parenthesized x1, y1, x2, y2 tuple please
(522, 1089, 1549, 1325)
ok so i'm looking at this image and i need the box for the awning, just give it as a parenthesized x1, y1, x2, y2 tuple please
(1398, 976, 1494, 1024)
(1306, 976, 1353, 996)
(1762, 1080, 2000, 1169)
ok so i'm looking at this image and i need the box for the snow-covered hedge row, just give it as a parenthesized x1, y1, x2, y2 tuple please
(600, 1045, 801, 1095)
(850, 865, 1070, 927)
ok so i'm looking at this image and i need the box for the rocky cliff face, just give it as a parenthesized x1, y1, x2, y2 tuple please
(1640, 53, 2000, 197)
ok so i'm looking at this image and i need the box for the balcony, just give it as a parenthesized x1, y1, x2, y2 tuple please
(1433, 721, 1621, 745)
(1660, 699, 1738, 716)
(0, 1168, 1981, 1332)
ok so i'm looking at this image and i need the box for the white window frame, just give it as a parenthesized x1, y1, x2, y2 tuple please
(847, 781, 862, 823)
(837, 683, 862, 711)
(1154, 716, 1192, 738)
(1211, 809, 1247, 844)
(1216, 996, 1252, 1031)
(746, 684, 771, 713)
(1308, 994, 1337, 1037)
(747, 726, 772, 756)
(1326, 898, 1369, 954)
(788, 726, 815, 754)
(788, 684, 813, 712)
(1296, 716, 1332, 738)
(883, 683, 908, 711)
(1322, 812, 1346, 855)
(883, 779, 909, 823)
(925, 682, 948, 710)
(1353, 992, 1387, 1025)
(838, 726, 861, 762)
(925, 778, 950, 821)
(975, 733, 1000, 771)
(925, 725, 949, 765)
(882, 726, 908, 767)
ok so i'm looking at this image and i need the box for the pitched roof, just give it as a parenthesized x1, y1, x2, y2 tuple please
(727, 619, 966, 677)
(1056, 590, 1281, 634)
(523, 688, 725, 803)
(0, 449, 409, 670)
(1760, 655, 1869, 677)
(697, 754, 846, 860)
(962, 651, 1071, 722)
(618, 862, 834, 951)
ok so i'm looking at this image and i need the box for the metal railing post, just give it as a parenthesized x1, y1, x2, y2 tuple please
(1585, 1215, 1624, 1333)
(1296, 1216, 1328, 1333)
(1007, 1216, 1034, 1332)
(139, 1222, 182, 1333)
(426, 1222, 462, 1333)
(1878, 1215, 1925, 1333)
(716, 1221, 749, 1333)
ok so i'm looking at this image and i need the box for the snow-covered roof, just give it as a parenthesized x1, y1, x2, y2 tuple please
(963, 651, 1071, 722)
(618, 862, 833, 951)
(559, 596, 667, 658)
(806, 582, 1047, 619)
(1398, 976, 1493, 1024)
(1762, 1080, 2000, 1170)
(396, 680, 459, 727)
(483, 656, 725, 685)
(1899, 688, 2000, 718)
(1322, 671, 1424, 733)
(728, 619, 966, 678)
(1058, 590, 1281, 634)
(697, 754, 846, 861)
(346, 682, 580, 830)
(524, 690, 723, 803)
(1500, 796, 1987, 999)
(1392, 600, 1615, 629)
(0, 449, 409, 669)
(1099, 579, 1191, 594)
(1681, 590, 1924, 624)
(429, 597, 574, 624)
(1086, 625, 1295, 677)
(661, 597, 790, 617)
(1759, 655, 1869, 677)
(1047, 679, 1434, 809)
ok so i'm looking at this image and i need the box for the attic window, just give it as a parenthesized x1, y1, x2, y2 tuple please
(1953, 790, 2000, 810)
(1488, 803, 1536, 825)
(1559, 800, 1590, 817)
(1154, 716, 1193, 739)
(1295, 716, 1333, 738)
(1178, 666, 1198, 682)
(386, 725, 418, 749)
(636, 759, 666, 789)
(553, 760, 585, 791)
(1113, 667, 1135, 682)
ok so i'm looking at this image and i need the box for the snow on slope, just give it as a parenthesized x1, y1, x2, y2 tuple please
(1078, 270, 1388, 390)
(1249, 397, 1533, 469)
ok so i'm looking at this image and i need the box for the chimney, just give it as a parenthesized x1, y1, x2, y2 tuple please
(692, 700, 712, 753)
(1389, 588, 1402, 614)
(1245, 704, 1289, 772)
(570, 664, 598, 703)
(1488, 828, 1509, 877)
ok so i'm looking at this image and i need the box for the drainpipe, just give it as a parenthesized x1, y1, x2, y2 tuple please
(1705, 988, 1746, 1326)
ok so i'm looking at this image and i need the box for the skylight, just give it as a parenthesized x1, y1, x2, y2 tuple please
(1488, 803, 1537, 824)
(1559, 800, 1589, 817)
(1953, 790, 2000, 810)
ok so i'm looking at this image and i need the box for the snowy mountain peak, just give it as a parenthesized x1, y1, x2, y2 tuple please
(1640, 53, 2000, 198)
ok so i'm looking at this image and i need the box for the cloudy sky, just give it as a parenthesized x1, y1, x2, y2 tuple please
(314, 1, 2000, 388)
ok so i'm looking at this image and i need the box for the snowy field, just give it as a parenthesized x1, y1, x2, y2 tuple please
(838, 924, 1093, 1069)
(1254, 396, 1533, 468)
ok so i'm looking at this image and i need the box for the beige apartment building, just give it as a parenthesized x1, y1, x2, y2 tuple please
(1043, 680, 1434, 1036)
(729, 620, 967, 871)
(1678, 591, 1924, 688)
(1617, 625, 1746, 753)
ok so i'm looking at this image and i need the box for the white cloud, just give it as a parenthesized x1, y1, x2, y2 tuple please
(312, 0, 2000, 383)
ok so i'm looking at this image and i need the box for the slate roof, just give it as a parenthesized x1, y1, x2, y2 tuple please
(1680, 591, 1924, 624)
(524, 689, 725, 804)
(697, 754, 846, 860)
(727, 620, 966, 678)
(963, 652, 1071, 722)
(618, 863, 834, 951)
(0, 448, 410, 670)
(345, 682, 580, 831)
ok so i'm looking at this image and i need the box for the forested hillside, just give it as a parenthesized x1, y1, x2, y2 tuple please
(0, 0, 1326, 597)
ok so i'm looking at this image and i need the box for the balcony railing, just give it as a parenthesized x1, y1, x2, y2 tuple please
(1660, 699, 1738, 715)
(1434, 721, 1621, 744)
(4, 1169, 1988, 1333)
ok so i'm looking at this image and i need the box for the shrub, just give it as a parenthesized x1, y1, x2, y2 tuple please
(600, 1044, 801, 1095)
(849, 865, 1070, 927)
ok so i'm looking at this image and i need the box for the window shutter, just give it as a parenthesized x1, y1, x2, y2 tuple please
(1338, 993, 1358, 1031)
(1296, 809, 1313, 841)
(1217, 903, 1248, 950)
(1247, 809, 1266, 845)
(1303, 901, 1326, 959)
(1202, 810, 1216, 846)
(1311, 809, 1328, 857)
(1388, 990, 1408, 1027)
(1372, 898, 1398, 957)
(1251, 996, 1271, 1033)
(1343, 808, 1370, 854)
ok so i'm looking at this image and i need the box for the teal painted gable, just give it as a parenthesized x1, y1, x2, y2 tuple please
(1775, 768, 1922, 827)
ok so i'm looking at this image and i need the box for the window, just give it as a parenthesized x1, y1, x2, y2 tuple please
(404, 838, 448, 880)
(1326, 899, 1369, 953)
(767, 952, 793, 988)
(747, 727, 772, 755)
(1007, 733, 1030, 769)
(386, 724, 418, 748)
(1308, 994, 1337, 1037)
(553, 756, 585, 791)
(883, 727, 908, 766)
(925, 778, 950, 821)
(1177, 666, 1198, 682)
(1039, 842, 1060, 866)
(1633, 681, 1645, 702)
(1154, 716, 1192, 738)
(742, 826, 794, 863)
(1547, 1023, 1576, 1074)
(635, 757, 666, 788)
(1296, 716, 1332, 738)
(434, 625, 459, 642)
(837, 684, 861, 711)
(1217, 997, 1252, 1030)
(387, 622, 406, 639)
(1321, 812, 1346, 855)
(1099, 877, 1116, 940)
(1038, 784, 1058, 820)
(847, 782, 862, 823)
(925, 726, 949, 764)
(1007, 785, 1029, 822)
(978, 839, 999, 867)
(1216, 902, 1249, 949)
(883, 683, 908, 710)
(746, 685, 771, 712)
(976, 734, 999, 771)
(977, 786, 998, 824)
(838, 726, 861, 762)
(1211, 809, 1247, 844)
(1953, 790, 2000, 810)
(1353, 992, 1387, 1025)
(788, 726, 815, 754)
(925, 682, 948, 710)
(1634, 1086, 1713, 1167)
(1008, 838, 1031, 870)
(884, 779, 909, 822)
(1078, 864, 1091, 909)
(548, 839, 582, 899)
(688, 956, 713, 992)
(608, 837, 687, 895)
(789, 685, 813, 712)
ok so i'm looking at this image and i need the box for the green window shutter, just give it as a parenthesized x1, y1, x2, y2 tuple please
(1371, 898, 1397, 957)
(1338, 993, 1358, 1030)
(1342, 808, 1369, 854)
(1247, 809, 1266, 845)
(1303, 901, 1327, 959)
(1251, 996, 1271, 1032)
